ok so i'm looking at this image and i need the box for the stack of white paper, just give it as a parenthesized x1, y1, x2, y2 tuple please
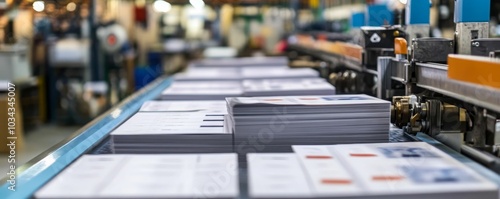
(161, 77, 336, 100)
(240, 68, 319, 79)
(161, 81, 244, 100)
(247, 142, 498, 199)
(191, 56, 289, 68)
(140, 100, 228, 114)
(227, 95, 391, 153)
(173, 67, 319, 82)
(242, 78, 335, 96)
(174, 68, 242, 81)
(110, 112, 232, 153)
(36, 154, 239, 199)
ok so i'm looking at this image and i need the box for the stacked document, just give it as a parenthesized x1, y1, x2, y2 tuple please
(248, 142, 498, 199)
(191, 56, 289, 68)
(227, 95, 391, 153)
(161, 81, 243, 100)
(140, 100, 227, 114)
(174, 68, 242, 81)
(111, 112, 232, 153)
(161, 78, 335, 100)
(242, 78, 335, 96)
(174, 67, 319, 81)
(36, 154, 239, 199)
(240, 68, 319, 79)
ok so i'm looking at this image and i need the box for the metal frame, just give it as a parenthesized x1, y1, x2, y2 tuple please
(415, 62, 500, 113)
(289, 42, 500, 118)
(0, 76, 173, 199)
(289, 43, 500, 181)
(377, 58, 500, 114)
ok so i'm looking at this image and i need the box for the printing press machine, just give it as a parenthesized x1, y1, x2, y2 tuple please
(4, 0, 500, 198)
(287, 0, 500, 172)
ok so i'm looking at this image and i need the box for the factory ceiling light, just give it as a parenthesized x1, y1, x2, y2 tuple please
(153, 0, 172, 13)
(66, 2, 76, 12)
(33, 1, 45, 12)
(399, 0, 408, 4)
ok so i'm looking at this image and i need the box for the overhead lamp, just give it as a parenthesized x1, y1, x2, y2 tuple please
(399, 0, 408, 4)
(189, 0, 205, 9)
(33, 1, 45, 12)
(67, 2, 76, 12)
(153, 0, 172, 13)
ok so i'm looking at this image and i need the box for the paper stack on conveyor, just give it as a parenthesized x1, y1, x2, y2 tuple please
(227, 95, 391, 154)
(110, 111, 232, 153)
(140, 100, 227, 114)
(173, 67, 319, 81)
(161, 78, 336, 100)
(174, 67, 242, 81)
(191, 56, 289, 67)
(247, 142, 498, 199)
(240, 67, 319, 79)
(161, 81, 244, 100)
(242, 78, 335, 96)
(35, 154, 238, 199)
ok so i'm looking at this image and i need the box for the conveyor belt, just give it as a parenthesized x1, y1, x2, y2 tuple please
(416, 62, 500, 113)
(3, 76, 500, 199)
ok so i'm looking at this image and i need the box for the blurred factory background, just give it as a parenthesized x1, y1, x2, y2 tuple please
(0, 0, 499, 178)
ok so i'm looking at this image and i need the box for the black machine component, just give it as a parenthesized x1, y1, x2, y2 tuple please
(360, 26, 406, 49)
(491, 50, 500, 58)
(329, 70, 376, 95)
(471, 38, 500, 57)
(411, 38, 454, 63)
(360, 26, 406, 69)
(364, 49, 395, 69)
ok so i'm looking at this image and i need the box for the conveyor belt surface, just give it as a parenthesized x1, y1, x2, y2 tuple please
(2, 76, 500, 199)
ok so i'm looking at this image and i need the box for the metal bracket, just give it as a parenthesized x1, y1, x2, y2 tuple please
(456, 22, 489, 55)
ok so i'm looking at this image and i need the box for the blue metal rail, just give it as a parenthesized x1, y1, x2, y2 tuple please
(0, 77, 173, 199)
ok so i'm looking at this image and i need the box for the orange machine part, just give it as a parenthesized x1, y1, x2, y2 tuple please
(297, 38, 363, 63)
(394, 38, 408, 55)
(338, 42, 363, 62)
(448, 54, 500, 89)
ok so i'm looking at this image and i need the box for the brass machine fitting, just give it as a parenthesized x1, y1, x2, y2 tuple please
(391, 96, 412, 128)
(391, 96, 468, 136)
